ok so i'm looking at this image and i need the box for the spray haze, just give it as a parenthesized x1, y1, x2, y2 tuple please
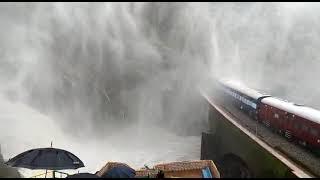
(208, 2, 320, 108)
(1, 2, 320, 177)
(0, 2, 212, 176)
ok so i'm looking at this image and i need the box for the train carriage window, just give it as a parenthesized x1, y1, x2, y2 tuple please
(310, 128, 318, 137)
(302, 125, 309, 132)
(274, 113, 279, 119)
(287, 114, 294, 120)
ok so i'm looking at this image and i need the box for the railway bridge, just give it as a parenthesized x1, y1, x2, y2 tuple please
(199, 89, 316, 178)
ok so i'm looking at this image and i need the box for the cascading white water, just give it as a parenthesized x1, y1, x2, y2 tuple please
(0, 2, 212, 177)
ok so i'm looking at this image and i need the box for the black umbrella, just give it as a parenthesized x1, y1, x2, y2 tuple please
(5, 147, 84, 170)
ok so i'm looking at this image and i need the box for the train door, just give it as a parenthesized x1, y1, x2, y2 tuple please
(235, 93, 242, 110)
(284, 113, 295, 140)
(282, 112, 289, 133)
(272, 110, 281, 131)
(258, 103, 267, 123)
(264, 106, 272, 127)
(288, 114, 296, 130)
(278, 110, 286, 130)
(310, 125, 320, 148)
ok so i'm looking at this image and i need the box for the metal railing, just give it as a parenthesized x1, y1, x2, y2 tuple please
(31, 170, 69, 178)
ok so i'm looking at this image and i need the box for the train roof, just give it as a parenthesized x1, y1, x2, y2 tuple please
(218, 79, 268, 100)
(262, 97, 320, 124)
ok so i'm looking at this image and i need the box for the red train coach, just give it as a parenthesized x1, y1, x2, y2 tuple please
(258, 97, 320, 149)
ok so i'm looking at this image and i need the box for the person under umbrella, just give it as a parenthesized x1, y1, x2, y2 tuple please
(101, 165, 136, 178)
(5, 143, 84, 178)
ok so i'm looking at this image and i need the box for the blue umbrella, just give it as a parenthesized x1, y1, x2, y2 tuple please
(102, 165, 136, 178)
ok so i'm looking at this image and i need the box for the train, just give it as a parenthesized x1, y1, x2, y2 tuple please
(216, 79, 320, 151)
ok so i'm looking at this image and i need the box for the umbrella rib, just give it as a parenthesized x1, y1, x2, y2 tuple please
(65, 152, 77, 165)
(29, 150, 41, 169)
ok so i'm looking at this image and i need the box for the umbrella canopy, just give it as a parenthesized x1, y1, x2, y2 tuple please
(5, 148, 84, 170)
(102, 165, 136, 178)
(66, 173, 99, 178)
